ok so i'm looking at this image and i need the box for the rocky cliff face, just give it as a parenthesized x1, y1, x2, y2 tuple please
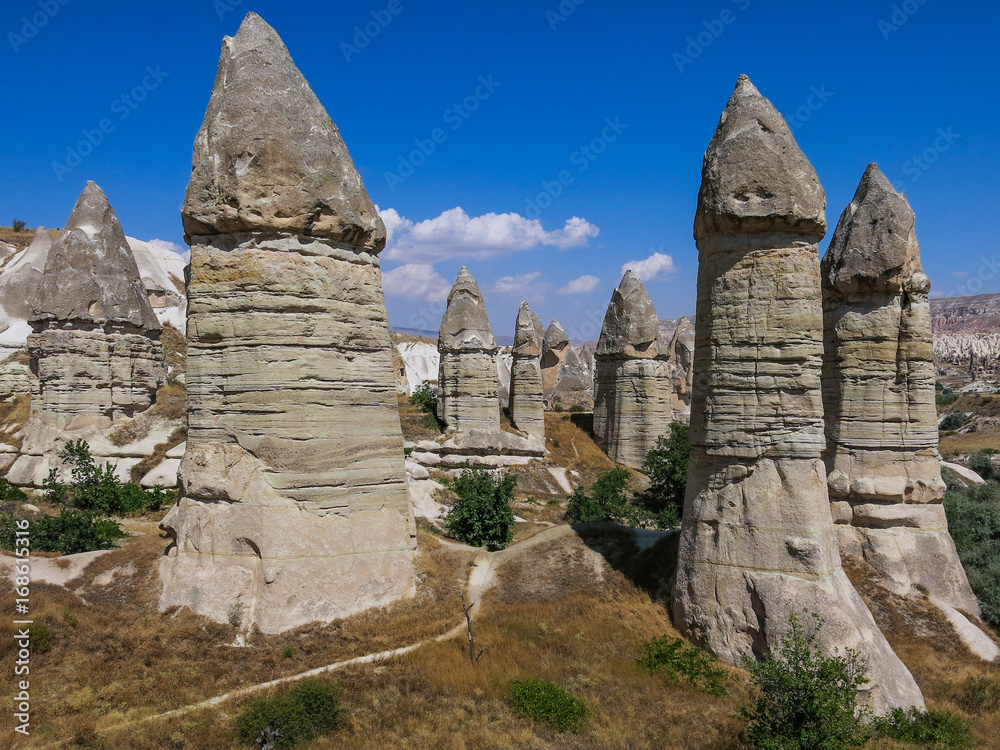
(159, 12, 415, 635)
(821, 164, 992, 658)
(673, 76, 923, 714)
(593, 271, 672, 469)
(437, 267, 500, 432)
(541, 320, 593, 410)
(931, 294, 1000, 374)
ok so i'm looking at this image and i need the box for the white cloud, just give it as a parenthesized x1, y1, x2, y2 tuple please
(557, 274, 600, 295)
(952, 271, 968, 277)
(376, 206, 599, 263)
(382, 263, 451, 301)
(620, 251, 676, 283)
(494, 272, 542, 293)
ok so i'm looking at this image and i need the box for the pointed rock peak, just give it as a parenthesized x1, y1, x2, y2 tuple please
(24, 226, 53, 254)
(596, 271, 660, 358)
(543, 319, 570, 352)
(694, 76, 826, 242)
(439, 267, 496, 351)
(182, 13, 385, 251)
(822, 163, 925, 295)
(514, 302, 541, 356)
(31, 183, 160, 331)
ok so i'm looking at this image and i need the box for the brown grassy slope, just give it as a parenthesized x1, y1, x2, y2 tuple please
(0, 394, 30, 449)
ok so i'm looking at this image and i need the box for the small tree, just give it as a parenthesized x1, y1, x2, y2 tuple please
(409, 380, 437, 413)
(444, 468, 517, 551)
(740, 614, 870, 750)
(11, 219, 26, 232)
(642, 422, 690, 517)
(564, 467, 633, 524)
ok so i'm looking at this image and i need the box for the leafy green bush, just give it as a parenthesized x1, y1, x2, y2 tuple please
(564, 467, 634, 524)
(30, 508, 128, 555)
(12, 219, 26, 232)
(0, 477, 28, 503)
(444, 468, 516, 551)
(969, 450, 998, 482)
(233, 679, 341, 748)
(944, 481, 1000, 629)
(873, 707, 972, 749)
(43, 440, 171, 516)
(409, 381, 437, 413)
(642, 422, 690, 518)
(637, 636, 729, 696)
(568, 404, 585, 413)
(940, 412, 970, 432)
(955, 676, 1000, 714)
(740, 614, 870, 750)
(936, 390, 960, 407)
(507, 678, 588, 732)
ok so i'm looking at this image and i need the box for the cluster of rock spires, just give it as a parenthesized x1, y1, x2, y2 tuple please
(509, 302, 546, 441)
(674, 75, 926, 713)
(931, 294, 1000, 375)
(541, 320, 594, 410)
(158, 13, 415, 634)
(6, 182, 167, 484)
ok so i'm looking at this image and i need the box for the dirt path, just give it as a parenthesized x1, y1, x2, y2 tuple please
(46, 524, 584, 745)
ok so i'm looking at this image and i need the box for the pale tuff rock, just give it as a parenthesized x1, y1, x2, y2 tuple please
(394, 340, 439, 395)
(674, 76, 924, 713)
(437, 267, 500, 432)
(509, 302, 545, 440)
(160, 13, 415, 634)
(931, 295, 1000, 374)
(7, 183, 167, 487)
(593, 271, 672, 469)
(666, 316, 695, 420)
(531, 312, 545, 351)
(126, 237, 188, 331)
(541, 320, 594, 410)
(821, 164, 988, 653)
(0, 229, 53, 324)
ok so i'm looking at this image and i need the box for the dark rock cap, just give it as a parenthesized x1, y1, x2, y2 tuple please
(31, 182, 160, 331)
(439, 267, 496, 351)
(695, 75, 826, 242)
(596, 271, 660, 358)
(543, 320, 570, 353)
(513, 302, 541, 357)
(182, 13, 385, 251)
(822, 163, 928, 295)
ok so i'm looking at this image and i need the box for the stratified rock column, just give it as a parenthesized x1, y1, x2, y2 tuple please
(541, 320, 593, 410)
(673, 76, 923, 713)
(159, 13, 415, 634)
(508, 302, 545, 441)
(593, 271, 671, 469)
(27, 182, 164, 430)
(667, 316, 695, 420)
(437, 267, 500, 431)
(821, 165, 992, 656)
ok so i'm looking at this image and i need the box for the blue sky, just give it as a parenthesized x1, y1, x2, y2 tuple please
(2, 0, 998, 339)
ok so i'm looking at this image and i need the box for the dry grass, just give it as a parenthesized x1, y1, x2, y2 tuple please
(0, 394, 31, 449)
(160, 322, 186, 378)
(0, 226, 59, 251)
(106, 383, 186, 448)
(940, 429, 1000, 456)
(398, 395, 444, 442)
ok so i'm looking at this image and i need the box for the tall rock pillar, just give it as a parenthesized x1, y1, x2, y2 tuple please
(822, 164, 993, 657)
(508, 302, 545, 440)
(437, 267, 500, 432)
(673, 76, 924, 713)
(593, 271, 671, 469)
(159, 13, 416, 634)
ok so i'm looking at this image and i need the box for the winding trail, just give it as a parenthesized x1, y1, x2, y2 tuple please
(67, 524, 586, 743)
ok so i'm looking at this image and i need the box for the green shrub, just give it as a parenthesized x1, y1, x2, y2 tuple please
(568, 404, 585, 413)
(940, 412, 970, 432)
(233, 679, 341, 748)
(553, 403, 564, 413)
(444, 468, 516, 551)
(507, 678, 588, 732)
(12, 219, 26, 232)
(873, 707, 972, 749)
(0, 477, 28, 503)
(740, 614, 870, 750)
(955, 676, 1000, 714)
(409, 381, 437, 413)
(564, 467, 637, 525)
(43, 440, 171, 516)
(642, 422, 690, 518)
(637, 636, 729, 696)
(944, 482, 1000, 629)
(28, 622, 53, 653)
(936, 392, 960, 407)
(30, 508, 128, 555)
(969, 450, 998, 482)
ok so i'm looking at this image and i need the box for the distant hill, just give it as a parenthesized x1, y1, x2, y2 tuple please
(931, 293, 1000, 335)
